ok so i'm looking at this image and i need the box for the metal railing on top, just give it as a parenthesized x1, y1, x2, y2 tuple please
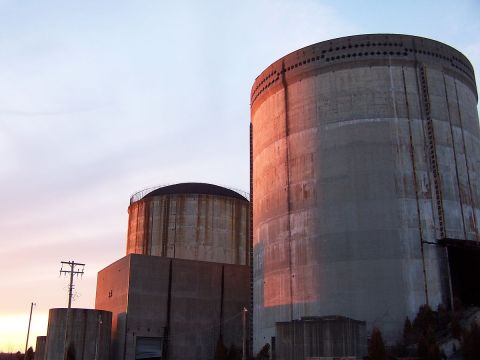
(129, 183, 249, 205)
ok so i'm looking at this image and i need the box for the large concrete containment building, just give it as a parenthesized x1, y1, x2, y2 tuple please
(96, 183, 251, 360)
(250, 33, 480, 351)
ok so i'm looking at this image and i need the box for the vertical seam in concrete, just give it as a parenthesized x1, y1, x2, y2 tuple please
(173, 199, 177, 258)
(233, 200, 240, 265)
(402, 66, 429, 304)
(123, 256, 132, 360)
(150, 201, 155, 254)
(80, 311, 87, 360)
(94, 313, 100, 360)
(126, 207, 131, 254)
(135, 204, 140, 254)
(144, 200, 150, 255)
(281, 60, 294, 321)
(211, 197, 215, 260)
(195, 196, 200, 260)
(443, 73, 468, 240)
(204, 195, 209, 259)
(163, 259, 173, 360)
(249, 122, 254, 355)
(161, 197, 170, 257)
(388, 59, 398, 118)
(219, 265, 225, 338)
(454, 79, 479, 242)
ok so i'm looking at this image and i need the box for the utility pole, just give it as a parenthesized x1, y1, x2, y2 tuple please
(242, 306, 248, 360)
(24, 302, 36, 359)
(60, 261, 85, 308)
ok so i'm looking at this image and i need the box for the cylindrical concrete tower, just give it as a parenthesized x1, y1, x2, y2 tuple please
(34, 336, 46, 360)
(251, 34, 480, 350)
(45, 308, 112, 360)
(127, 182, 250, 265)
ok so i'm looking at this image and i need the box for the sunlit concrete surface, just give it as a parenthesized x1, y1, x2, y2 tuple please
(127, 183, 250, 265)
(251, 34, 480, 352)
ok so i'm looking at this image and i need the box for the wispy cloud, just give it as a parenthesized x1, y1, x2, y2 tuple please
(0, 104, 111, 117)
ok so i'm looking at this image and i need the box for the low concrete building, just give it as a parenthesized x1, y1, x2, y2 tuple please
(275, 316, 367, 360)
(250, 33, 480, 350)
(96, 254, 250, 360)
(44, 308, 111, 360)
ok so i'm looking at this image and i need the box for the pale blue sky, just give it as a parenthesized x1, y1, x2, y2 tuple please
(0, 0, 479, 351)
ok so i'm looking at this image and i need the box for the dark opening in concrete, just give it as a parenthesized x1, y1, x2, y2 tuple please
(447, 244, 480, 308)
(135, 336, 163, 359)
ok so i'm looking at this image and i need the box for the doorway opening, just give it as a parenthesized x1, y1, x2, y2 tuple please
(446, 241, 480, 308)
(135, 336, 163, 360)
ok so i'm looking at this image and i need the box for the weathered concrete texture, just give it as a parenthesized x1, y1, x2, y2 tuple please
(34, 336, 46, 360)
(95, 254, 250, 360)
(127, 184, 250, 265)
(95, 256, 130, 360)
(251, 34, 480, 352)
(45, 308, 111, 360)
(275, 316, 367, 360)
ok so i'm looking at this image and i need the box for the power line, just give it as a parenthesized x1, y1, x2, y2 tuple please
(59, 260, 85, 309)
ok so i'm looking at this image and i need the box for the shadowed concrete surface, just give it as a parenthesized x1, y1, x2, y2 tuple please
(251, 34, 480, 352)
(44, 308, 111, 360)
(96, 254, 250, 360)
(275, 316, 367, 360)
(34, 336, 46, 360)
(127, 183, 250, 265)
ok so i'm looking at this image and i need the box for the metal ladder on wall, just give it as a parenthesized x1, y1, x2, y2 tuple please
(419, 64, 446, 239)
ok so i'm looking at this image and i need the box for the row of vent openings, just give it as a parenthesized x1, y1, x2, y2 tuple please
(252, 45, 473, 104)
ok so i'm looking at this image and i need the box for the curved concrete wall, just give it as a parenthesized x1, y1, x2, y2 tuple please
(34, 336, 46, 360)
(127, 188, 250, 265)
(45, 308, 111, 360)
(251, 34, 480, 351)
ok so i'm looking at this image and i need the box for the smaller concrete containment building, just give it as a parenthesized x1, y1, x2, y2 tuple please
(126, 183, 250, 265)
(95, 183, 251, 360)
(35, 309, 112, 360)
(34, 336, 46, 360)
